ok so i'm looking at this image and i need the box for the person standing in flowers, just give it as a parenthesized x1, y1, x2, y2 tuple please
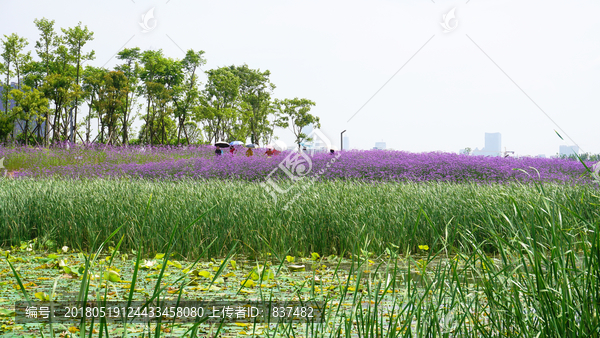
(246, 147, 253, 157)
(229, 146, 236, 156)
(215, 146, 222, 156)
(265, 148, 274, 158)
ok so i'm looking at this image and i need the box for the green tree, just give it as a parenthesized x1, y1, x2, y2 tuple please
(81, 66, 107, 143)
(2, 33, 30, 119)
(96, 71, 128, 145)
(1, 33, 30, 90)
(228, 64, 276, 145)
(45, 42, 79, 143)
(196, 67, 241, 143)
(62, 22, 95, 143)
(9, 85, 49, 145)
(42, 73, 78, 143)
(275, 98, 319, 149)
(34, 18, 61, 79)
(115, 47, 141, 145)
(172, 49, 205, 144)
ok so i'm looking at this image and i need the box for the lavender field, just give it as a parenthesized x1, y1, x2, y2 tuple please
(1, 143, 595, 185)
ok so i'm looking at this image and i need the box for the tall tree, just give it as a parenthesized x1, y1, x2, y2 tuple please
(274, 98, 319, 149)
(139, 50, 163, 144)
(1, 34, 30, 115)
(62, 22, 95, 143)
(34, 18, 60, 79)
(44, 44, 79, 143)
(96, 71, 128, 145)
(195, 67, 241, 143)
(228, 64, 275, 145)
(34, 18, 61, 145)
(172, 49, 205, 144)
(139, 50, 182, 144)
(115, 47, 141, 145)
(81, 66, 107, 143)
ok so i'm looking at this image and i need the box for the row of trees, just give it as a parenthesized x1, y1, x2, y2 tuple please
(0, 18, 321, 148)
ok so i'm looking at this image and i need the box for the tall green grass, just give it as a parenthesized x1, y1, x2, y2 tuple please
(1, 179, 597, 259)
(4, 180, 599, 337)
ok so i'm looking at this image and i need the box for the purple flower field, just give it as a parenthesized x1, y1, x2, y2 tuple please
(1, 143, 595, 185)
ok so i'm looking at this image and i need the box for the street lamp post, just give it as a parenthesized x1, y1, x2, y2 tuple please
(341, 130, 347, 151)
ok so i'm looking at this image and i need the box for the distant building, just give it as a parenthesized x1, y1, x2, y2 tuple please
(343, 136, 350, 150)
(472, 132, 502, 157)
(374, 141, 386, 150)
(559, 145, 579, 156)
(536, 154, 546, 158)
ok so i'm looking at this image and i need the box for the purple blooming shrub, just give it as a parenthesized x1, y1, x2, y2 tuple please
(3, 143, 594, 185)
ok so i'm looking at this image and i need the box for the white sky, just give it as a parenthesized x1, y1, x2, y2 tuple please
(2, 0, 599, 156)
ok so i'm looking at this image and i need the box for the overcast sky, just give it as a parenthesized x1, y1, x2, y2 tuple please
(2, 0, 599, 156)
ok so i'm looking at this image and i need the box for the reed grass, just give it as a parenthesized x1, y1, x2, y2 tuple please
(3, 179, 599, 337)
(0, 179, 597, 259)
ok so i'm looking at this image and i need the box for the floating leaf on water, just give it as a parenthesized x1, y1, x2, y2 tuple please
(103, 270, 120, 282)
(241, 280, 255, 287)
(311, 253, 320, 260)
(288, 265, 305, 272)
(167, 260, 182, 269)
(286, 256, 295, 263)
(230, 260, 237, 270)
(155, 253, 165, 259)
(197, 270, 212, 279)
(34, 292, 50, 301)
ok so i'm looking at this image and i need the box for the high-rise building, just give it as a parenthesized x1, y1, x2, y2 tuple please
(374, 141, 386, 150)
(343, 136, 350, 150)
(485, 132, 501, 156)
(559, 145, 579, 156)
(472, 132, 502, 157)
